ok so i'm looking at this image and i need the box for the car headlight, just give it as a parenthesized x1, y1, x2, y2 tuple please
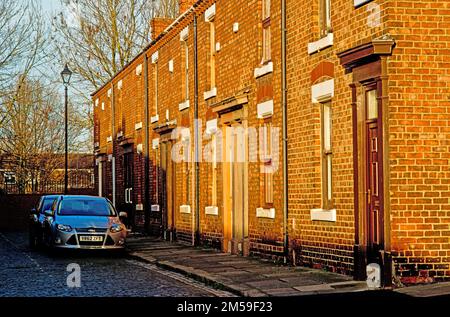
(57, 224, 73, 232)
(110, 223, 125, 233)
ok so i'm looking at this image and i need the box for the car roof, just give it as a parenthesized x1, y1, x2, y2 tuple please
(42, 195, 61, 199)
(60, 195, 106, 201)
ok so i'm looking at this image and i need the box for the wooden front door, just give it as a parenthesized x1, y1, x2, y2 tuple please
(338, 38, 395, 286)
(223, 120, 248, 255)
(123, 151, 134, 229)
(160, 138, 176, 241)
(101, 161, 108, 198)
(365, 88, 383, 263)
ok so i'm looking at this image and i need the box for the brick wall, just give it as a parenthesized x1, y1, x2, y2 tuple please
(388, 0, 450, 283)
(286, 0, 390, 275)
(92, 0, 450, 283)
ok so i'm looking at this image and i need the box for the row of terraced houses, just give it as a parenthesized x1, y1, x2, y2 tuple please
(92, 0, 450, 287)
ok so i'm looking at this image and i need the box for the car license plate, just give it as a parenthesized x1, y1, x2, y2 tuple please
(79, 236, 103, 242)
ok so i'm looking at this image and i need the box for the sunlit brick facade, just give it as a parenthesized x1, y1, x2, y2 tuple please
(93, 0, 450, 286)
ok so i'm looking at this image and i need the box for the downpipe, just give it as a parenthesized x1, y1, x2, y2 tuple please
(144, 54, 151, 233)
(281, 0, 289, 263)
(194, 14, 200, 246)
(111, 82, 116, 207)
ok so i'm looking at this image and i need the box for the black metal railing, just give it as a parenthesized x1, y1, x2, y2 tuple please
(1, 174, 94, 195)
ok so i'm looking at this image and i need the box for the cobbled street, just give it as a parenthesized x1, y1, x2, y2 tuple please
(0, 232, 225, 297)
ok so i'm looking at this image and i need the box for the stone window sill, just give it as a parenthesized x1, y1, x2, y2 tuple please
(256, 207, 275, 219)
(354, 0, 373, 8)
(205, 206, 219, 216)
(204, 87, 217, 101)
(254, 62, 273, 78)
(308, 33, 334, 55)
(151, 115, 159, 124)
(310, 208, 336, 222)
(180, 205, 191, 214)
(179, 100, 190, 111)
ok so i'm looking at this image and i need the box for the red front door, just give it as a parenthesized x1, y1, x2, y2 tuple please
(365, 88, 383, 263)
(367, 122, 382, 261)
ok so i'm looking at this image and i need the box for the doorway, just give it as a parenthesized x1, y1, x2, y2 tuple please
(338, 37, 395, 287)
(160, 136, 176, 241)
(365, 88, 383, 264)
(222, 118, 248, 255)
(123, 150, 134, 230)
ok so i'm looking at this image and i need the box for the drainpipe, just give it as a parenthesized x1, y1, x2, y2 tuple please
(144, 54, 150, 233)
(281, 0, 289, 262)
(111, 83, 116, 207)
(194, 13, 200, 246)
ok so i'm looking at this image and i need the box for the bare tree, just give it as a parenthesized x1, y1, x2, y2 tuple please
(52, 0, 178, 90)
(0, 77, 85, 192)
(157, 0, 179, 19)
(0, 0, 47, 125)
(49, 0, 178, 154)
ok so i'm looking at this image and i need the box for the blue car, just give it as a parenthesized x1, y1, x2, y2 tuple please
(29, 195, 61, 249)
(42, 196, 128, 250)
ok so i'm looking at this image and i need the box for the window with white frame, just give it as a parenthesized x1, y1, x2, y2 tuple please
(183, 137, 190, 205)
(262, 0, 271, 63)
(209, 19, 216, 89)
(181, 35, 189, 102)
(319, 0, 332, 38)
(261, 120, 274, 206)
(153, 62, 158, 117)
(321, 102, 333, 209)
(211, 134, 217, 206)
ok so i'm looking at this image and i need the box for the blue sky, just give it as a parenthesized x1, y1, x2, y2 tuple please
(41, 0, 62, 13)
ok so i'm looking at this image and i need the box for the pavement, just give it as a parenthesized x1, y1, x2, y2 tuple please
(126, 235, 370, 297)
(0, 231, 230, 297)
(395, 282, 450, 298)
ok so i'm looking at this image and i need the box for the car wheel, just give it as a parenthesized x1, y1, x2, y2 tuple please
(29, 234, 37, 250)
(44, 231, 54, 250)
(29, 228, 37, 250)
(36, 232, 44, 249)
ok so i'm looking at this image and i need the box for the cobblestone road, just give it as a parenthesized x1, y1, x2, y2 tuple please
(0, 232, 223, 297)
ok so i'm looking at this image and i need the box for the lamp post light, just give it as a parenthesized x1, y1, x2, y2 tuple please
(61, 64, 72, 195)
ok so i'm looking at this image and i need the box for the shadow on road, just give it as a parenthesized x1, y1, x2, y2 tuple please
(43, 248, 128, 260)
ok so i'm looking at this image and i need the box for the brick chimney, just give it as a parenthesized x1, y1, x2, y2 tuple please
(150, 17, 175, 40)
(179, 0, 196, 15)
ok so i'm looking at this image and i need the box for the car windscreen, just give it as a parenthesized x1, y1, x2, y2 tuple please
(58, 199, 116, 217)
(41, 198, 56, 214)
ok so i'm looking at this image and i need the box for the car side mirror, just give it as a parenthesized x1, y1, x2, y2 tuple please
(30, 208, 38, 215)
(44, 210, 53, 217)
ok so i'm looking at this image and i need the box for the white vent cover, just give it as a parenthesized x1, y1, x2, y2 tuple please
(135, 64, 143, 76)
(205, 4, 216, 22)
(136, 144, 143, 154)
(151, 51, 159, 64)
(180, 26, 189, 41)
(152, 138, 160, 150)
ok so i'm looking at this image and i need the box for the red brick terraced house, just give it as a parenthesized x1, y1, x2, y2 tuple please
(92, 0, 450, 287)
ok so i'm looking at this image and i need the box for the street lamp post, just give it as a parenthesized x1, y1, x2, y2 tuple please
(61, 64, 72, 195)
